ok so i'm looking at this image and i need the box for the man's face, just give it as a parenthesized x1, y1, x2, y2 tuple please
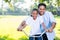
(38, 6, 46, 15)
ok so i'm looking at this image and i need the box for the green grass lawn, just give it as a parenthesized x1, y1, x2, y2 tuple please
(0, 15, 60, 40)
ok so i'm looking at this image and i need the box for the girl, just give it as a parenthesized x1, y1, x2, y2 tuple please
(17, 9, 47, 40)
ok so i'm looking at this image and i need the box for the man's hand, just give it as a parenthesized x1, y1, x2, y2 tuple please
(47, 22, 56, 33)
(44, 28, 53, 33)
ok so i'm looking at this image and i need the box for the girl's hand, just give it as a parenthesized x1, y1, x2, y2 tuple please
(17, 28, 22, 31)
(17, 26, 23, 31)
(45, 29, 49, 32)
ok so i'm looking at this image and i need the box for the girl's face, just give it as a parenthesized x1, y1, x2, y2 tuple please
(31, 11, 38, 19)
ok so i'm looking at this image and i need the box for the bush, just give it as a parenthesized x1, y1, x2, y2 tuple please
(0, 35, 15, 40)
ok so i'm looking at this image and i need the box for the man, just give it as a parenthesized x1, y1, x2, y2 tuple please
(38, 3, 56, 40)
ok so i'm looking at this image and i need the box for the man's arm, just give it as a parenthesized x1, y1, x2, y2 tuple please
(40, 16, 49, 32)
(48, 12, 56, 32)
(48, 22, 56, 32)
(50, 22, 56, 29)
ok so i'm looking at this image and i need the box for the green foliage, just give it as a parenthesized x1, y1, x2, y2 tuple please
(3, 0, 60, 16)
(33, 3, 38, 9)
(39, 0, 45, 3)
(0, 35, 28, 40)
(55, 37, 60, 40)
(4, 0, 14, 11)
(4, 0, 11, 3)
(4, 0, 8, 2)
(56, 0, 60, 7)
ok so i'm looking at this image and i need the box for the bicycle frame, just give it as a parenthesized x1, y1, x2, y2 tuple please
(22, 30, 46, 40)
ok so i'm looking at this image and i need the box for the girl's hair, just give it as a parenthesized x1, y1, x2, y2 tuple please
(32, 9, 38, 13)
(31, 8, 38, 17)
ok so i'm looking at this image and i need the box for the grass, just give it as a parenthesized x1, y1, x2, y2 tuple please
(0, 15, 60, 40)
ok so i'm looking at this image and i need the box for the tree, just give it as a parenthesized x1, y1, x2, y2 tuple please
(39, 0, 45, 3)
(4, 0, 14, 11)
(35, 0, 45, 3)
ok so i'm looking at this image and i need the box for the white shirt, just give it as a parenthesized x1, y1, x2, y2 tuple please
(25, 16, 43, 36)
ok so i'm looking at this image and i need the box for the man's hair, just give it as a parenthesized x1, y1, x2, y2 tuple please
(38, 3, 46, 8)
